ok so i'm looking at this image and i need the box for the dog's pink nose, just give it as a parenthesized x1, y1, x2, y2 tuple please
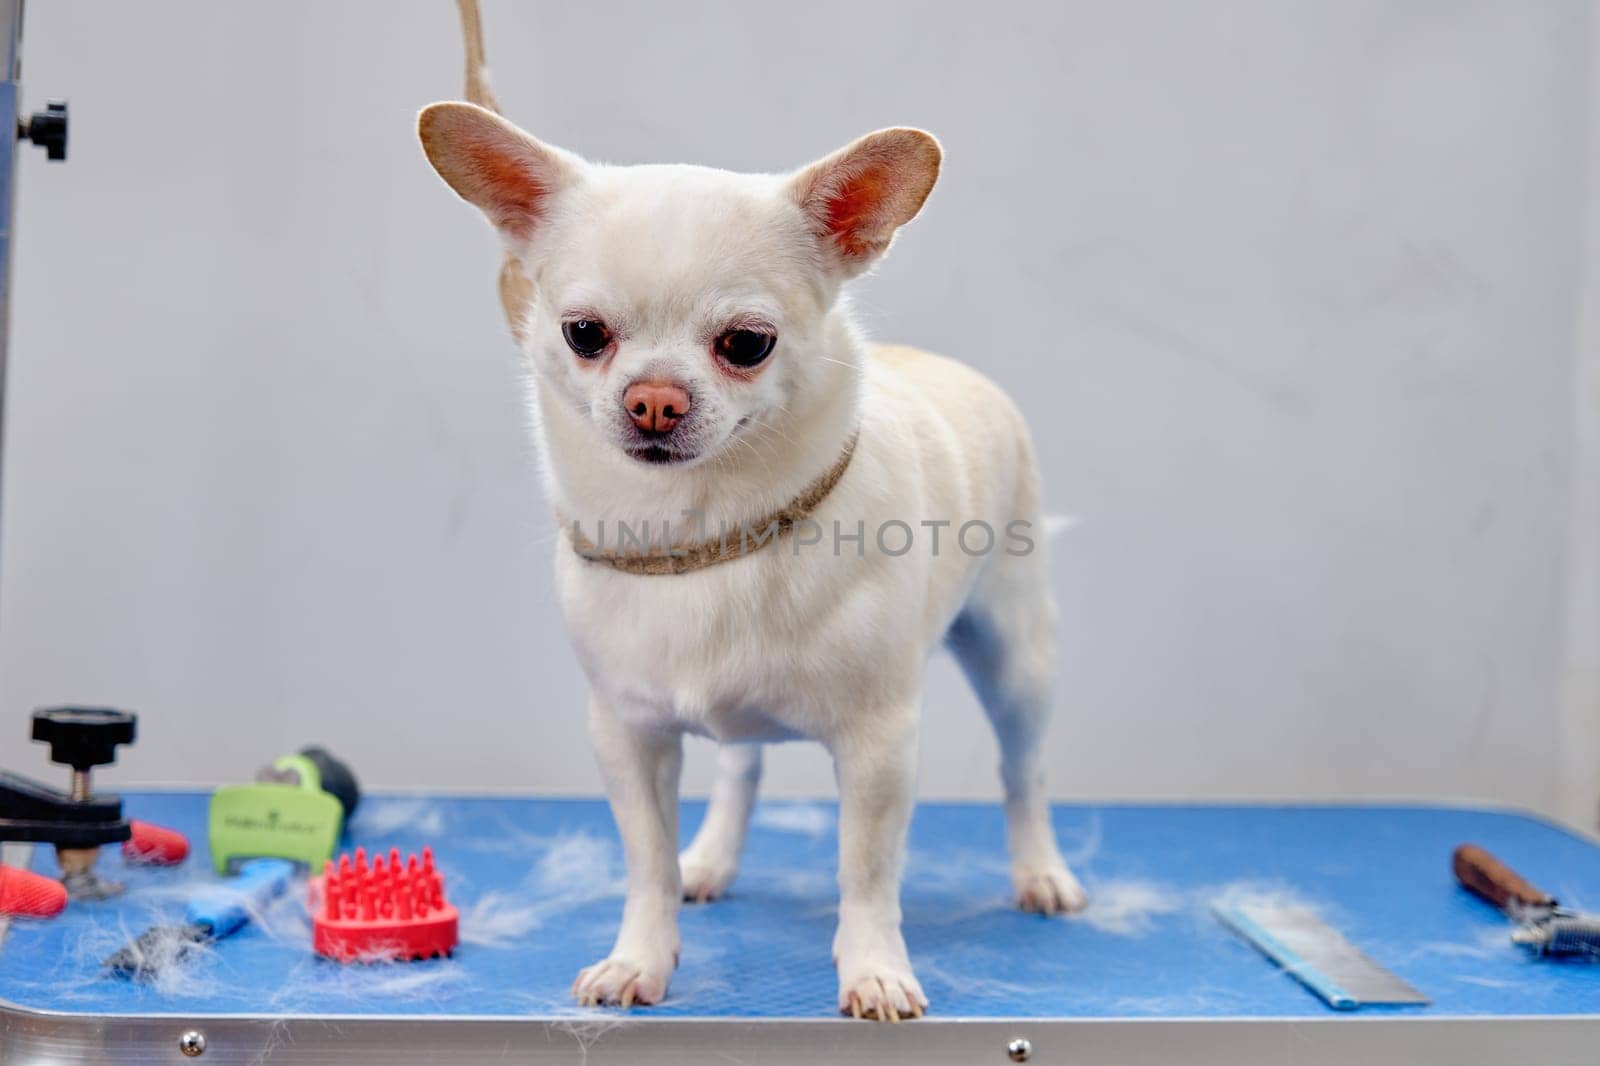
(623, 380, 690, 434)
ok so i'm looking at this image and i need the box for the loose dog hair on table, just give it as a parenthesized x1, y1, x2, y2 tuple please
(418, 0, 1086, 1021)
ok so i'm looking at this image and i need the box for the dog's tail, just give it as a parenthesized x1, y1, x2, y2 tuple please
(455, 0, 500, 113)
(451, 0, 533, 338)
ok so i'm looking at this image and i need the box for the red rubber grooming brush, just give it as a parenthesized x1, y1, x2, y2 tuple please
(122, 820, 190, 865)
(0, 863, 68, 918)
(310, 847, 458, 962)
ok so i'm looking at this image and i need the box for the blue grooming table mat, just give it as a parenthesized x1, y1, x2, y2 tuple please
(2, 793, 1597, 1024)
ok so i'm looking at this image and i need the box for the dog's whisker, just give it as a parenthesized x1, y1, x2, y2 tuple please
(741, 415, 800, 451)
(812, 354, 866, 374)
(726, 434, 775, 482)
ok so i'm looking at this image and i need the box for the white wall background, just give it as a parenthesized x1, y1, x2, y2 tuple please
(1, 1, 1595, 826)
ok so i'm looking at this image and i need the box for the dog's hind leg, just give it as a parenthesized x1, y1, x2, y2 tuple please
(679, 742, 763, 902)
(946, 539, 1086, 915)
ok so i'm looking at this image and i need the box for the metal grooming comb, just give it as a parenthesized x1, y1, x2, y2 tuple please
(1214, 899, 1429, 1009)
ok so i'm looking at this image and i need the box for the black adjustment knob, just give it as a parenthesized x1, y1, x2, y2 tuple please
(31, 707, 137, 771)
(19, 99, 68, 161)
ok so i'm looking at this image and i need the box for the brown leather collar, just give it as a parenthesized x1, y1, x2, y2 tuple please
(566, 432, 860, 576)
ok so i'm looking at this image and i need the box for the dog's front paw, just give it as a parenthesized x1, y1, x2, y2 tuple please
(1014, 861, 1088, 916)
(835, 922, 928, 1022)
(571, 954, 675, 1009)
(678, 848, 739, 904)
(838, 966, 928, 1022)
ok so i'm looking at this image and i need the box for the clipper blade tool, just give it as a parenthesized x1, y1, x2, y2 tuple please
(1453, 844, 1600, 959)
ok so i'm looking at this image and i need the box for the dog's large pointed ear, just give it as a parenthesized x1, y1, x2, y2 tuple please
(417, 102, 580, 245)
(788, 128, 942, 276)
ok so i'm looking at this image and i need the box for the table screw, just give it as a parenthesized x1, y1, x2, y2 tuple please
(179, 1030, 207, 1057)
(1007, 1037, 1032, 1062)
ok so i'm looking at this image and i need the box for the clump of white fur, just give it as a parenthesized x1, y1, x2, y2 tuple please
(350, 797, 448, 838)
(1076, 879, 1184, 936)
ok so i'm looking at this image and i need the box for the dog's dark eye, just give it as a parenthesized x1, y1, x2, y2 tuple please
(563, 319, 612, 358)
(715, 329, 776, 369)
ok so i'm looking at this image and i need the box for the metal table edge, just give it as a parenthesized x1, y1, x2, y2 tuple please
(5, 993, 1600, 1066)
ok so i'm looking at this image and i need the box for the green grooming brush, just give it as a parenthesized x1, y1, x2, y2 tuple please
(208, 747, 360, 874)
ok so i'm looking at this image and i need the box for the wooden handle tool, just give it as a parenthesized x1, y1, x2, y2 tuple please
(1452, 844, 1555, 913)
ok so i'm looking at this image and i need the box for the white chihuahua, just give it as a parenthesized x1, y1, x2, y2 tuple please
(418, 96, 1084, 1020)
